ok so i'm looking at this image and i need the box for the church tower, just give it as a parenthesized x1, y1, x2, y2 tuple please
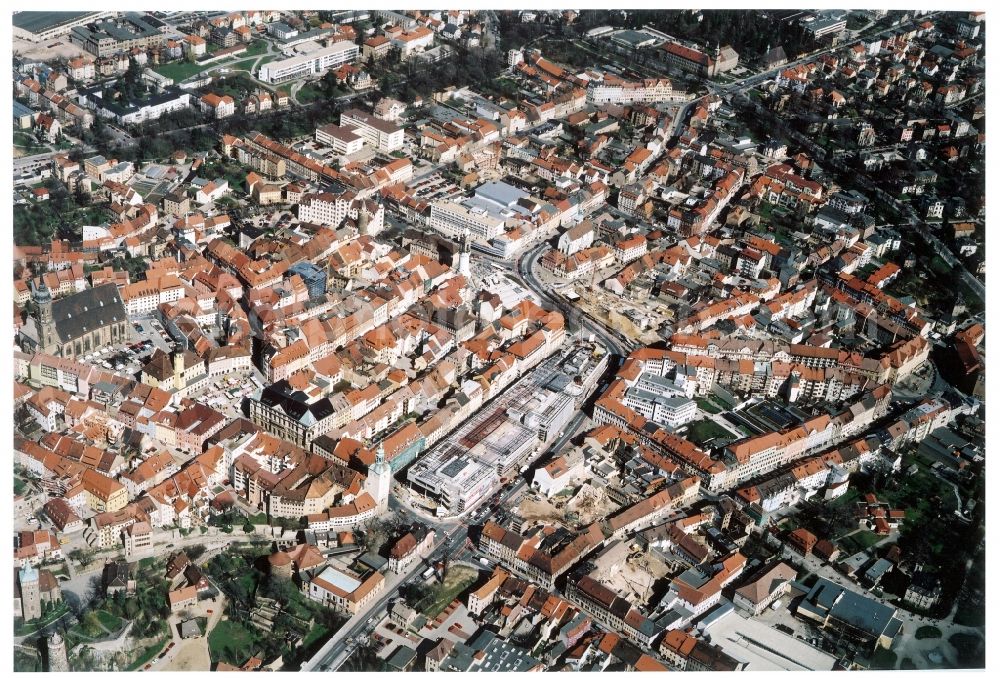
(19, 564, 41, 622)
(32, 280, 57, 352)
(459, 228, 472, 278)
(365, 442, 392, 511)
(46, 633, 70, 672)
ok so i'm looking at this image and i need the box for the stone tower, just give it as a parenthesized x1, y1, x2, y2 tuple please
(365, 442, 392, 511)
(358, 204, 370, 236)
(172, 349, 186, 391)
(267, 551, 294, 580)
(458, 228, 472, 278)
(46, 632, 70, 672)
(33, 280, 57, 352)
(19, 563, 41, 622)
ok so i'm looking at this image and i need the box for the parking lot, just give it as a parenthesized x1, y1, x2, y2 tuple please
(406, 172, 464, 202)
(194, 371, 264, 421)
(79, 333, 157, 379)
(133, 317, 178, 353)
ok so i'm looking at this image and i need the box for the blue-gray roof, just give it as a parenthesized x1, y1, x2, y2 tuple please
(13, 11, 101, 34)
(13, 101, 34, 119)
(865, 558, 893, 580)
(474, 180, 530, 209)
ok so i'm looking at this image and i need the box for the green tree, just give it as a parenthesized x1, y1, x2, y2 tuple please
(71, 548, 95, 567)
(263, 575, 299, 603)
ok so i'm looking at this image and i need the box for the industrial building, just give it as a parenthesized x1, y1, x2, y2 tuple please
(13, 11, 114, 43)
(69, 13, 166, 57)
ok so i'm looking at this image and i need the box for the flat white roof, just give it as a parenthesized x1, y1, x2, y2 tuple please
(317, 566, 361, 594)
(704, 612, 837, 672)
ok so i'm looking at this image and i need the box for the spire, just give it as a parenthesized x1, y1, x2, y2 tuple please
(33, 276, 51, 302)
(376, 441, 386, 466)
(19, 562, 38, 581)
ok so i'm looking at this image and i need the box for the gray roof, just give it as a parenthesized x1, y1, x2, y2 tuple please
(801, 577, 900, 640)
(13, 11, 101, 34)
(474, 181, 530, 209)
(864, 558, 893, 580)
(50, 283, 128, 344)
(386, 645, 417, 670)
(357, 552, 388, 571)
(258, 380, 335, 425)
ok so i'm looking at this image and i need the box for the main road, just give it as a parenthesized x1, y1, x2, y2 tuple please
(14, 146, 95, 173)
(515, 243, 633, 358)
(302, 471, 531, 672)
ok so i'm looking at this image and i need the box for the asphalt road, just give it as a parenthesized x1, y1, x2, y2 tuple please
(515, 243, 633, 358)
(302, 470, 534, 672)
(14, 146, 95, 172)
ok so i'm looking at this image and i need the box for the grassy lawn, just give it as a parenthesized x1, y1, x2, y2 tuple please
(96, 610, 125, 633)
(953, 603, 985, 627)
(870, 647, 898, 670)
(153, 60, 209, 82)
(14, 601, 70, 635)
(837, 530, 884, 555)
(880, 465, 961, 521)
(412, 565, 479, 619)
(929, 255, 953, 275)
(296, 83, 325, 103)
(125, 637, 168, 671)
(225, 58, 258, 72)
(233, 40, 269, 59)
(208, 619, 257, 664)
(14, 477, 27, 495)
(14, 131, 45, 151)
(829, 487, 861, 508)
(695, 398, 723, 414)
(685, 418, 733, 445)
(915, 625, 942, 640)
(301, 623, 331, 648)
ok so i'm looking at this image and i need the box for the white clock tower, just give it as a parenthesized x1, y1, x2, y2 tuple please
(365, 442, 392, 512)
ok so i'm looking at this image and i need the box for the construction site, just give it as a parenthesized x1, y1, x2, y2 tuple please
(517, 479, 619, 529)
(590, 539, 674, 608)
(406, 341, 608, 518)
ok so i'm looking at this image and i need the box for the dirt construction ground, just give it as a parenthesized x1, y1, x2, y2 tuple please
(596, 551, 674, 607)
(13, 36, 86, 61)
(154, 597, 225, 672)
(158, 637, 210, 672)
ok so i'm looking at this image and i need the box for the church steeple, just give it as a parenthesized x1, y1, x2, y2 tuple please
(33, 278, 56, 351)
(458, 228, 472, 277)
